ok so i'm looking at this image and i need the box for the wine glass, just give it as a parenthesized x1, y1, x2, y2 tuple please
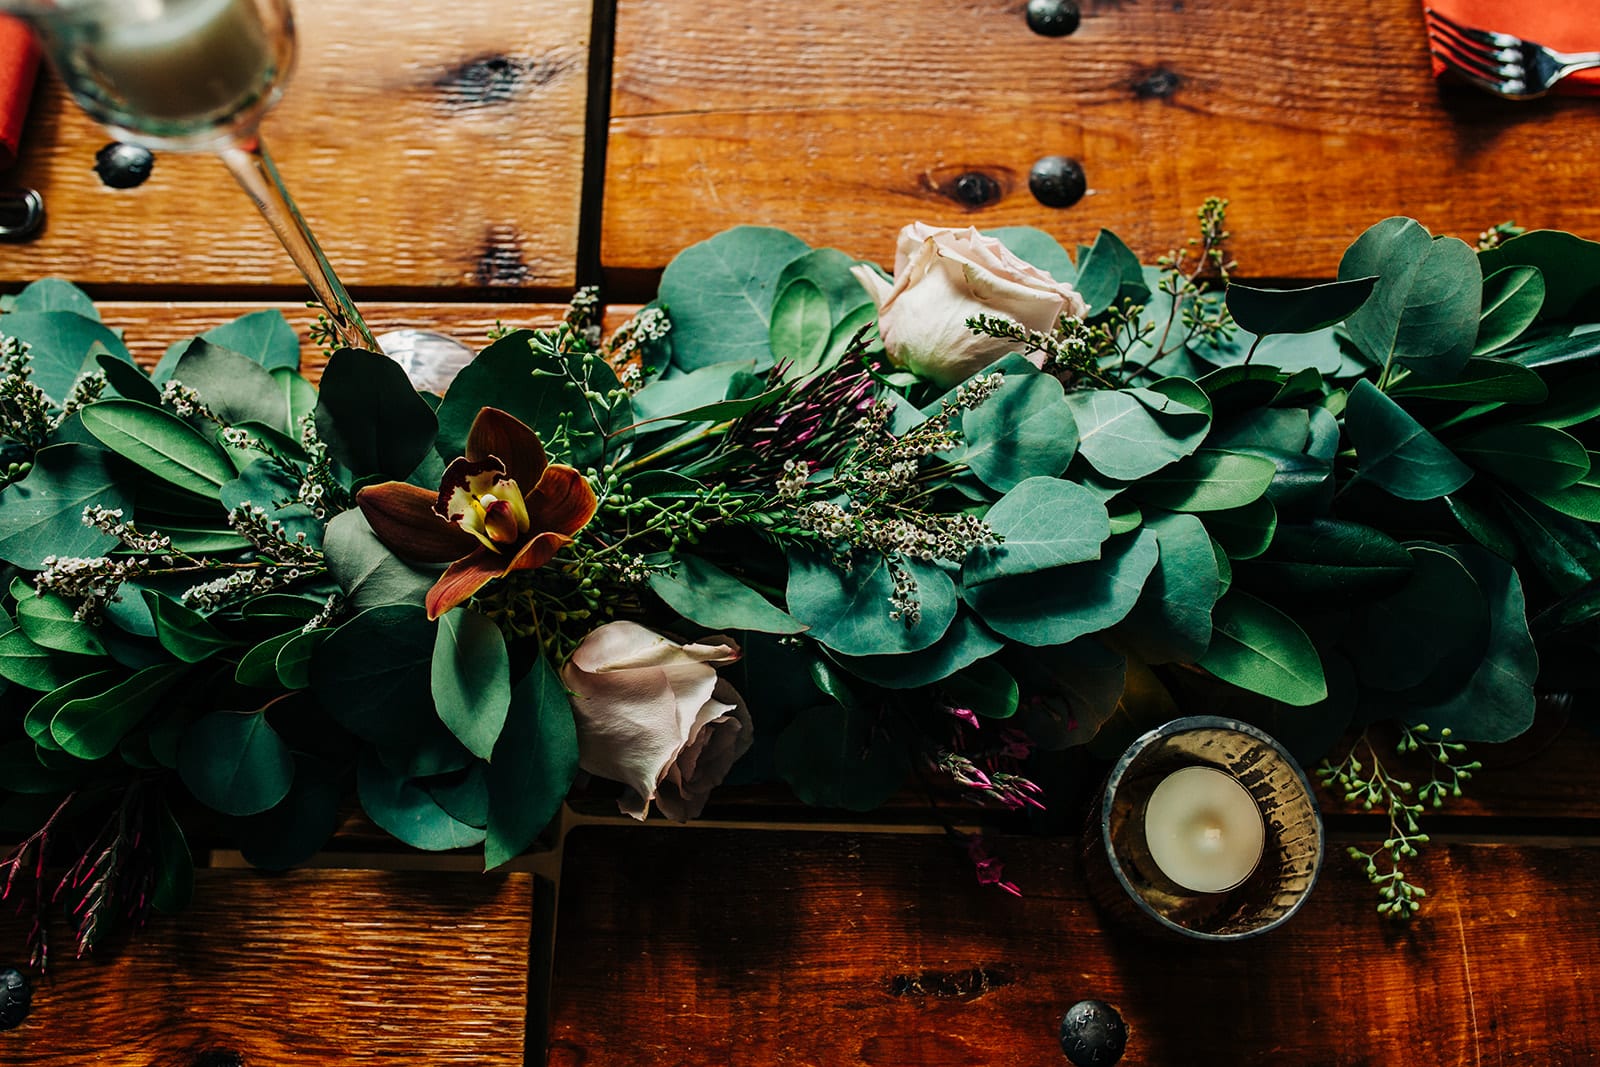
(3, 0, 379, 352)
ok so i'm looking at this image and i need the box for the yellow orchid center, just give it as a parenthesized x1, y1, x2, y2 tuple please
(445, 465, 532, 552)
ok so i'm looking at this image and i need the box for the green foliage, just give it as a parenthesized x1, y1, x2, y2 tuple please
(1319, 724, 1480, 919)
(7, 208, 1600, 942)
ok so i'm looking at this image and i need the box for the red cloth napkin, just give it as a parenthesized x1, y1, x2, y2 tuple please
(0, 15, 39, 170)
(1425, 0, 1600, 95)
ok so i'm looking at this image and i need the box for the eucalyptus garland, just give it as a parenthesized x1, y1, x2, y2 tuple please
(2, 204, 1599, 965)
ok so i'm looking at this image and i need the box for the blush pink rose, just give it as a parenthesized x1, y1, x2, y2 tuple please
(850, 222, 1089, 388)
(562, 621, 752, 821)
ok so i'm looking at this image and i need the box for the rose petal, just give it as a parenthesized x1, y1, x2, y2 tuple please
(424, 547, 503, 619)
(655, 679, 753, 821)
(850, 263, 896, 310)
(357, 481, 479, 564)
(467, 407, 549, 487)
(526, 464, 599, 536)
(569, 621, 739, 673)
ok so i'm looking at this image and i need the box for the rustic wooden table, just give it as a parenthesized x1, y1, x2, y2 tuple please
(3, 1, 1600, 1063)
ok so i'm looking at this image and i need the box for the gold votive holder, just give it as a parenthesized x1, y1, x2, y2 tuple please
(1085, 715, 1323, 940)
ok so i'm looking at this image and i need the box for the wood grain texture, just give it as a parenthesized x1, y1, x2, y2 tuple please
(0, 869, 533, 1064)
(5, 0, 591, 290)
(96, 299, 571, 380)
(602, 0, 1600, 280)
(547, 827, 1600, 1066)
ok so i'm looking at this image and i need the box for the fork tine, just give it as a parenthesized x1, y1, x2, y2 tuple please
(1428, 29, 1511, 80)
(1423, 7, 1520, 50)
(1430, 50, 1515, 95)
(1425, 13, 1515, 68)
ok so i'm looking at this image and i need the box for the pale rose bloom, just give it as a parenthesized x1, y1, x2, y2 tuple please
(850, 223, 1089, 388)
(562, 621, 752, 821)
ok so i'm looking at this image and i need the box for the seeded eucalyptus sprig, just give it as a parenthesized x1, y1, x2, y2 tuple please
(1318, 725, 1481, 919)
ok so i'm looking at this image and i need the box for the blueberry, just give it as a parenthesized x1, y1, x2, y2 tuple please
(94, 142, 155, 189)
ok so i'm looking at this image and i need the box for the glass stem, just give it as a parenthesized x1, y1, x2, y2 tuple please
(217, 135, 378, 352)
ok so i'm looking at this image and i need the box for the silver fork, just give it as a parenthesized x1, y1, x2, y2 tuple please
(1424, 8, 1600, 99)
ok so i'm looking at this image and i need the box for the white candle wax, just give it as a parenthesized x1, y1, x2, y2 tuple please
(84, 0, 273, 124)
(1143, 765, 1265, 894)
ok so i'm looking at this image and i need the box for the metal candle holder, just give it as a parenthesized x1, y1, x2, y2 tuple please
(1086, 716, 1323, 941)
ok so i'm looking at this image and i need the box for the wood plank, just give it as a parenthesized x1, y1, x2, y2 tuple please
(93, 299, 571, 380)
(5, 0, 590, 290)
(602, 0, 1600, 281)
(547, 827, 1600, 1066)
(0, 869, 533, 1063)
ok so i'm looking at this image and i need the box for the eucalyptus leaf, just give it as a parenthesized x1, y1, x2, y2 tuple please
(25, 670, 117, 748)
(150, 801, 194, 913)
(1115, 511, 1219, 664)
(1528, 459, 1600, 522)
(0, 444, 132, 569)
(315, 347, 438, 480)
(1201, 497, 1278, 559)
(630, 360, 757, 426)
(1338, 218, 1480, 379)
(143, 590, 236, 663)
(311, 604, 438, 746)
(202, 309, 302, 371)
(775, 247, 876, 321)
(1076, 229, 1148, 316)
(11, 278, 99, 318)
(964, 526, 1159, 645)
(787, 549, 956, 655)
(1132, 449, 1277, 512)
(1197, 591, 1326, 706)
(1066, 390, 1198, 482)
(768, 278, 834, 379)
(941, 658, 1018, 719)
(1345, 543, 1487, 694)
(1387, 356, 1546, 403)
(962, 477, 1110, 585)
(1403, 546, 1536, 743)
(1343, 379, 1473, 501)
(1225, 276, 1377, 336)
(0, 630, 97, 697)
(274, 627, 330, 690)
(80, 400, 233, 497)
(0, 310, 133, 404)
(236, 755, 341, 870)
(485, 654, 578, 869)
(322, 508, 436, 611)
(235, 631, 299, 688)
(172, 338, 294, 433)
(357, 750, 486, 851)
(15, 587, 106, 656)
(1453, 423, 1588, 491)
(431, 608, 512, 760)
(96, 350, 162, 405)
(1238, 518, 1413, 605)
(830, 611, 1004, 689)
(178, 710, 295, 816)
(50, 663, 186, 760)
(961, 371, 1076, 491)
(1477, 230, 1600, 319)
(649, 555, 806, 634)
(658, 226, 812, 371)
(1474, 266, 1545, 354)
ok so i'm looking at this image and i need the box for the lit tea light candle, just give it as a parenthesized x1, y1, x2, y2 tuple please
(1143, 765, 1265, 893)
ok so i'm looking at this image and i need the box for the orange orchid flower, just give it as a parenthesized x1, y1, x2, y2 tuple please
(355, 407, 598, 620)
